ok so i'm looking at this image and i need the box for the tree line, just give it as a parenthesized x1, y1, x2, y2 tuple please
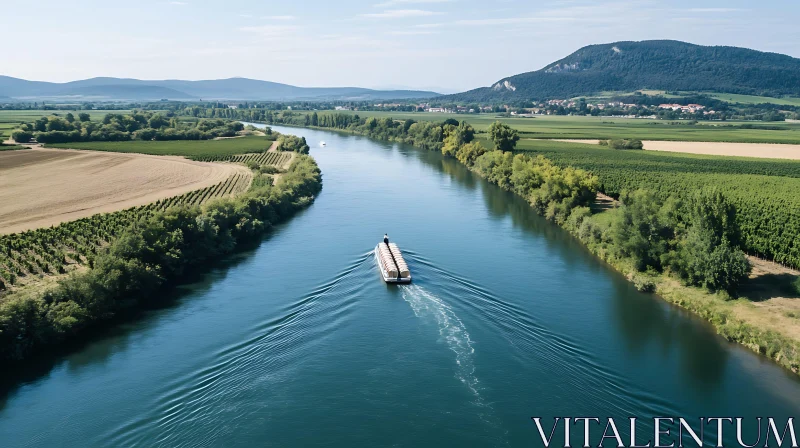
(11, 112, 245, 144)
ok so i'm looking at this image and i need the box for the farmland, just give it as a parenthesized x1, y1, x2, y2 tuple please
(0, 147, 250, 234)
(45, 135, 275, 161)
(509, 138, 800, 269)
(550, 139, 800, 160)
(295, 111, 800, 144)
(0, 171, 253, 290)
(0, 139, 299, 293)
(707, 93, 800, 106)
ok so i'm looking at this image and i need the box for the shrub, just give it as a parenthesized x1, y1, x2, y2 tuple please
(603, 139, 644, 150)
(11, 129, 33, 143)
(633, 275, 656, 292)
(259, 165, 280, 175)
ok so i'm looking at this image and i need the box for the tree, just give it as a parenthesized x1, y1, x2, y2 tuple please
(455, 141, 486, 167)
(610, 190, 675, 271)
(11, 129, 33, 143)
(669, 188, 750, 293)
(441, 122, 475, 157)
(78, 113, 91, 122)
(65, 113, 75, 123)
(488, 121, 519, 152)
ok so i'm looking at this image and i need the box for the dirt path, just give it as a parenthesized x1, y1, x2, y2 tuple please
(0, 145, 249, 234)
(541, 139, 800, 160)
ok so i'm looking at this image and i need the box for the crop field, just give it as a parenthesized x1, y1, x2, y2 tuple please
(0, 171, 253, 291)
(307, 111, 800, 144)
(228, 151, 292, 167)
(0, 109, 132, 123)
(0, 148, 249, 234)
(45, 136, 275, 160)
(507, 138, 800, 268)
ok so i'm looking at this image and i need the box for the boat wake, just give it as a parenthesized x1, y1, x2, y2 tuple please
(400, 284, 506, 443)
(401, 285, 480, 397)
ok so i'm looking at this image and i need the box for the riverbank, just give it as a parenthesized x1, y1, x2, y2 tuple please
(0, 155, 322, 363)
(569, 207, 800, 373)
(270, 118, 800, 375)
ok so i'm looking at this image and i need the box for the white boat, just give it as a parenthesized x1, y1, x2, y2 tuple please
(375, 242, 412, 284)
(320, 141, 326, 146)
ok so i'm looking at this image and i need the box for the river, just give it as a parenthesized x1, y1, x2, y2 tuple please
(1, 125, 799, 447)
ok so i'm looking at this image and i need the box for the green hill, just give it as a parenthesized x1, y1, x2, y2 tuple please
(444, 40, 800, 102)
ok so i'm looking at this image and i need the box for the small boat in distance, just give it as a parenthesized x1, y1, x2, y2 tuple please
(375, 241, 412, 283)
(320, 141, 326, 147)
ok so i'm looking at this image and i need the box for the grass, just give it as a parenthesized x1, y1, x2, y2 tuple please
(0, 144, 26, 151)
(46, 136, 274, 160)
(706, 93, 800, 106)
(309, 111, 800, 144)
(0, 109, 130, 124)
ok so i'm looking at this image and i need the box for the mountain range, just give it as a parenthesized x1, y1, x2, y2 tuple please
(0, 76, 440, 102)
(443, 40, 800, 102)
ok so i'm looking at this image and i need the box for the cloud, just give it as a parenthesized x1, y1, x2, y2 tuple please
(374, 0, 453, 7)
(239, 25, 300, 37)
(455, 16, 573, 26)
(261, 15, 296, 20)
(387, 30, 439, 35)
(412, 23, 443, 28)
(360, 9, 443, 18)
(168, 1, 187, 4)
(687, 8, 744, 13)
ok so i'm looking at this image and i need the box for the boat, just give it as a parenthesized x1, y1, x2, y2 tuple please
(375, 241, 412, 283)
(320, 141, 326, 147)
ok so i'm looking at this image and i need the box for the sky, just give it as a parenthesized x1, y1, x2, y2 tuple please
(4, 0, 800, 93)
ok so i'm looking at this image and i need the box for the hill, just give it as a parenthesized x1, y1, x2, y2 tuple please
(443, 40, 800, 102)
(0, 76, 440, 101)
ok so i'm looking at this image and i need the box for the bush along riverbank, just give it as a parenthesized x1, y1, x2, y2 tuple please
(0, 155, 322, 363)
(270, 113, 800, 374)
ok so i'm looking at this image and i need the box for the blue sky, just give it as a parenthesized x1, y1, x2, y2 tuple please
(4, 0, 800, 93)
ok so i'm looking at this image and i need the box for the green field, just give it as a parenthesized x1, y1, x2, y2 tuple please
(0, 109, 131, 124)
(706, 93, 800, 106)
(508, 138, 800, 268)
(305, 111, 800, 144)
(46, 136, 274, 161)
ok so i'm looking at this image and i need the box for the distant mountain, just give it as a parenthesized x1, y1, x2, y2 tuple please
(443, 40, 800, 102)
(0, 76, 440, 101)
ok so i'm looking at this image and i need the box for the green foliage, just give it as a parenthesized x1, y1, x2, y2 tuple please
(441, 122, 475, 157)
(0, 155, 321, 363)
(609, 190, 676, 271)
(454, 141, 486, 167)
(633, 275, 657, 293)
(443, 40, 800, 101)
(277, 134, 310, 154)
(487, 121, 519, 152)
(516, 139, 800, 269)
(600, 139, 643, 150)
(667, 188, 751, 293)
(29, 111, 244, 144)
(11, 129, 33, 143)
(600, 188, 751, 294)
